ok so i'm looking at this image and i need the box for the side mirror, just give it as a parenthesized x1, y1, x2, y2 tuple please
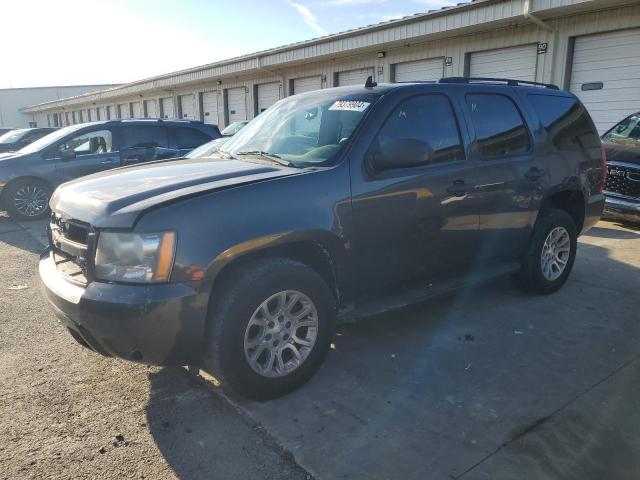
(59, 149, 76, 161)
(369, 138, 434, 171)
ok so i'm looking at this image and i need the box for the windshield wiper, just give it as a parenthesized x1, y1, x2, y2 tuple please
(235, 150, 293, 167)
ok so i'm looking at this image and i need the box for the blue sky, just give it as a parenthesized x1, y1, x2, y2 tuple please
(1, 0, 458, 88)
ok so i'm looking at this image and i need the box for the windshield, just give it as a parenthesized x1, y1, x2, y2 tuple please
(185, 138, 228, 158)
(0, 129, 29, 144)
(222, 91, 381, 166)
(221, 122, 247, 136)
(18, 124, 86, 154)
(603, 114, 640, 141)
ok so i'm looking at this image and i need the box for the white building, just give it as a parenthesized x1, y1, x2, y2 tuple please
(0, 85, 118, 128)
(21, 0, 640, 134)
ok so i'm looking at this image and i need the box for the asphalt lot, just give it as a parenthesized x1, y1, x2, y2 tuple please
(1, 214, 639, 479)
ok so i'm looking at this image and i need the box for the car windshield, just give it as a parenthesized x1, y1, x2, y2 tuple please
(221, 90, 381, 166)
(18, 124, 86, 154)
(185, 138, 228, 158)
(221, 122, 247, 136)
(0, 129, 29, 144)
(603, 114, 640, 141)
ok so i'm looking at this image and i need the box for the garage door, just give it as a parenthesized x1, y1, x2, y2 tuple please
(257, 82, 280, 113)
(394, 58, 444, 82)
(144, 99, 158, 118)
(119, 104, 130, 119)
(160, 97, 175, 118)
(131, 102, 142, 118)
(292, 76, 322, 95)
(469, 44, 538, 81)
(337, 68, 374, 86)
(201, 91, 219, 125)
(226, 87, 247, 123)
(98, 106, 106, 121)
(570, 29, 640, 134)
(179, 94, 195, 119)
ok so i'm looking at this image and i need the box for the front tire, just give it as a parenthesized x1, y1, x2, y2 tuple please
(513, 208, 578, 294)
(204, 258, 335, 400)
(4, 178, 51, 221)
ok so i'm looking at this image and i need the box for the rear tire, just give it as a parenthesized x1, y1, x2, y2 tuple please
(4, 178, 51, 221)
(203, 258, 335, 400)
(513, 208, 578, 294)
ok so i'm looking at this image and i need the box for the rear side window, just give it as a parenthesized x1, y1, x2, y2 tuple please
(377, 94, 465, 165)
(527, 94, 600, 150)
(175, 128, 211, 149)
(120, 126, 169, 149)
(466, 94, 530, 160)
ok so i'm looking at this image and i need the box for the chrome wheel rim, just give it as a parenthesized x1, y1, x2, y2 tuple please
(244, 290, 319, 378)
(13, 185, 48, 217)
(541, 226, 571, 281)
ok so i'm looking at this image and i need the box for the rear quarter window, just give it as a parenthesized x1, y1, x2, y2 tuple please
(527, 94, 600, 151)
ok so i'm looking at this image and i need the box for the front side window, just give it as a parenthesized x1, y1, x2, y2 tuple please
(603, 114, 640, 142)
(223, 91, 382, 166)
(375, 94, 465, 166)
(58, 130, 113, 157)
(466, 93, 530, 160)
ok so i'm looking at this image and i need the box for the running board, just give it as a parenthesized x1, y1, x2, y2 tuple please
(338, 261, 521, 323)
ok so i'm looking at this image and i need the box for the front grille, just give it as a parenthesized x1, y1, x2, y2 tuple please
(605, 163, 640, 199)
(49, 213, 94, 285)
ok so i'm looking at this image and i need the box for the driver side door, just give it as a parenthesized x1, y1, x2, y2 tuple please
(52, 128, 120, 182)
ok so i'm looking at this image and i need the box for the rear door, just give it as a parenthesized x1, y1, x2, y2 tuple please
(459, 90, 540, 264)
(351, 91, 480, 295)
(170, 127, 214, 156)
(118, 125, 174, 165)
(52, 128, 120, 181)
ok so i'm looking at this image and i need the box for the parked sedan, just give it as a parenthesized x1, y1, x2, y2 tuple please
(602, 112, 640, 223)
(0, 127, 57, 153)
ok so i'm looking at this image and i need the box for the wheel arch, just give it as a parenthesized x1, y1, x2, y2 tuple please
(1, 175, 54, 209)
(538, 188, 586, 233)
(205, 230, 349, 310)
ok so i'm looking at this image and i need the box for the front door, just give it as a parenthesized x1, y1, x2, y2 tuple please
(53, 129, 120, 182)
(350, 93, 480, 297)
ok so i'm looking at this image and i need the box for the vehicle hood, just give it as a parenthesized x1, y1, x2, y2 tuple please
(0, 151, 23, 161)
(50, 157, 301, 228)
(603, 138, 640, 165)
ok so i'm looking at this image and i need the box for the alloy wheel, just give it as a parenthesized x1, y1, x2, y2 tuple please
(540, 226, 571, 281)
(13, 184, 49, 218)
(243, 290, 319, 378)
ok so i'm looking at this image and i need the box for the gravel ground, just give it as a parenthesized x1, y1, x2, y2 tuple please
(0, 213, 309, 480)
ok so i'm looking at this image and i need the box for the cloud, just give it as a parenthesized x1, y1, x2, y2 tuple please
(286, 1, 328, 36)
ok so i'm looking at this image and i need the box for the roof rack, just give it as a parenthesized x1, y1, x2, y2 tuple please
(438, 77, 559, 90)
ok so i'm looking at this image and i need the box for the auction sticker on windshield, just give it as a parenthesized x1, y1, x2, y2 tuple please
(329, 101, 371, 112)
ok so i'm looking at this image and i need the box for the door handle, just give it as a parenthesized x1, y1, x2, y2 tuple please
(100, 158, 119, 165)
(446, 180, 469, 197)
(525, 167, 546, 181)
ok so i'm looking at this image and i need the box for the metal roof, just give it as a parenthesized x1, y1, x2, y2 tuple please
(21, 0, 601, 112)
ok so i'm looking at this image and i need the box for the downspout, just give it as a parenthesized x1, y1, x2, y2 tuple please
(523, 0, 553, 31)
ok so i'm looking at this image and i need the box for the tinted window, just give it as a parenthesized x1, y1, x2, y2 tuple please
(120, 126, 169, 149)
(466, 94, 530, 160)
(528, 94, 600, 150)
(175, 127, 211, 149)
(376, 94, 465, 165)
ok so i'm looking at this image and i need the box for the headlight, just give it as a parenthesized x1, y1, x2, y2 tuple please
(95, 231, 176, 283)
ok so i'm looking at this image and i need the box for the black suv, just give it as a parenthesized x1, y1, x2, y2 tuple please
(0, 127, 57, 153)
(39, 79, 605, 399)
(0, 119, 220, 220)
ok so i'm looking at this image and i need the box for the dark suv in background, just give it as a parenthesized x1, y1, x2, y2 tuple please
(0, 127, 57, 153)
(601, 112, 640, 223)
(40, 78, 605, 400)
(0, 119, 220, 220)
